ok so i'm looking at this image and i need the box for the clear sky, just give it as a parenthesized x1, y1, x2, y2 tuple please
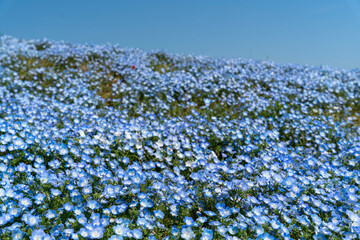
(0, 0, 359, 69)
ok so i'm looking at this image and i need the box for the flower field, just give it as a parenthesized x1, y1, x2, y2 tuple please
(0, 36, 360, 239)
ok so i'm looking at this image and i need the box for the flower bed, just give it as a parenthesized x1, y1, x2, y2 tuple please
(0, 36, 359, 239)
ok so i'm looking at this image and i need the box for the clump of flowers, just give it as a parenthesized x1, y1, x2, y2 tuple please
(0, 36, 359, 239)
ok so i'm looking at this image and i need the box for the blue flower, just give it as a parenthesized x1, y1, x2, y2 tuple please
(104, 184, 117, 198)
(171, 226, 180, 237)
(19, 197, 32, 209)
(30, 229, 47, 240)
(50, 189, 62, 197)
(197, 216, 207, 223)
(87, 200, 100, 210)
(113, 225, 129, 236)
(46, 210, 57, 220)
(228, 225, 238, 235)
(183, 216, 195, 226)
(63, 202, 74, 211)
(132, 229, 143, 239)
(154, 209, 165, 219)
(109, 235, 124, 240)
(201, 229, 213, 240)
(181, 227, 195, 240)
(22, 214, 40, 227)
(259, 232, 276, 240)
(12, 229, 25, 240)
(89, 227, 104, 239)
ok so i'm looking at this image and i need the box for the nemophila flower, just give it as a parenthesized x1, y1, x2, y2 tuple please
(0, 216, 8, 225)
(346, 210, 360, 227)
(154, 209, 164, 219)
(197, 216, 207, 223)
(72, 194, 84, 205)
(87, 200, 100, 210)
(58, 144, 69, 155)
(313, 233, 327, 240)
(181, 227, 195, 240)
(79, 228, 89, 238)
(204, 211, 216, 217)
(217, 225, 228, 236)
(50, 189, 61, 197)
(30, 229, 47, 240)
(270, 219, 281, 229)
(136, 217, 148, 227)
(156, 221, 166, 229)
(132, 173, 144, 184)
(113, 225, 129, 236)
(200, 229, 213, 240)
(203, 188, 212, 198)
(282, 214, 292, 224)
(347, 193, 358, 204)
(7, 209, 20, 220)
(19, 197, 32, 209)
(170, 204, 178, 216)
(50, 224, 64, 237)
(255, 225, 264, 235)
(12, 229, 25, 240)
(259, 232, 276, 240)
(327, 221, 340, 232)
(131, 187, 141, 194)
(219, 207, 232, 218)
(13, 137, 26, 149)
(118, 203, 128, 213)
(104, 184, 117, 198)
(16, 162, 28, 172)
(64, 228, 75, 237)
(171, 226, 180, 237)
(83, 186, 93, 194)
(252, 206, 262, 216)
(22, 214, 40, 227)
(227, 225, 238, 235)
(63, 202, 74, 211)
(298, 216, 310, 226)
(76, 214, 87, 225)
(88, 227, 104, 239)
(145, 220, 154, 230)
(311, 214, 322, 226)
(91, 218, 102, 227)
(109, 205, 118, 215)
(0, 145, 6, 152)
(132, 229, 143, 239)
(109, 235, 124, 240)
(183, 216, 195, 226)
(100, 216, 109, 227)
(90, 213, 101, 221)
(34, 193, 46, 204)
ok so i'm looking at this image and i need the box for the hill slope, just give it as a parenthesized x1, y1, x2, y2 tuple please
(0, 36, 360, 239)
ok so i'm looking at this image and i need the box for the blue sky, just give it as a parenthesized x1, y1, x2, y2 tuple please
(0, 0, 359, 69)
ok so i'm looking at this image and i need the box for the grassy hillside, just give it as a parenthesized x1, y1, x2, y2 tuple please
(0, 36, 360, 239)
